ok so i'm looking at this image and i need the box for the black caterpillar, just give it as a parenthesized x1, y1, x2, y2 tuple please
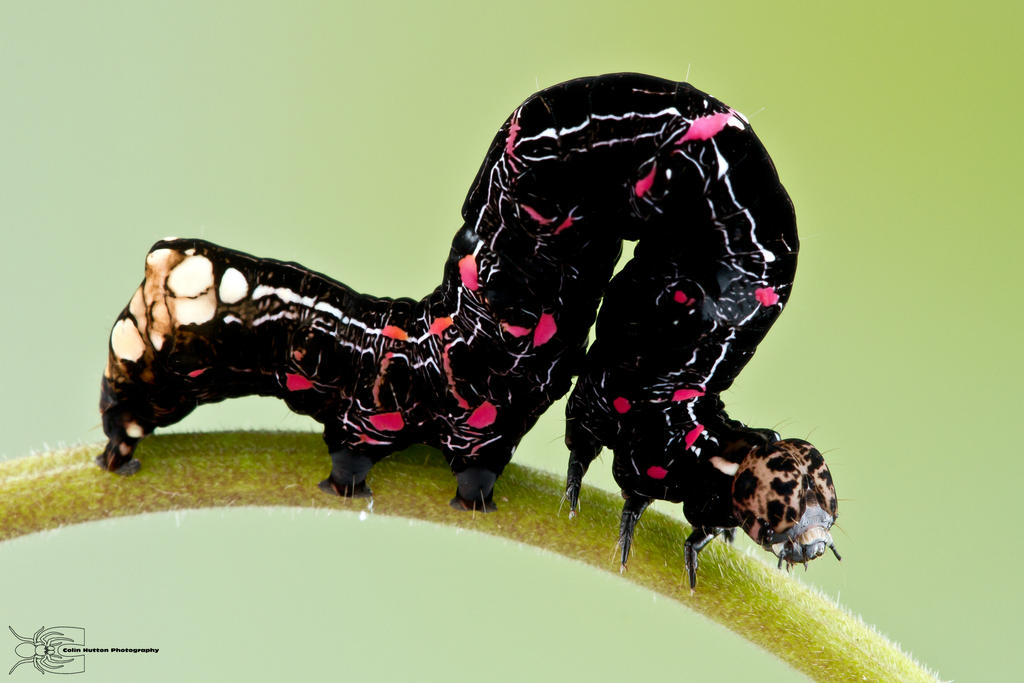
(99, 73, 838, 587)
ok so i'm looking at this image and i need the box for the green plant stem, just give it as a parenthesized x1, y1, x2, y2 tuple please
(1, 432, 937, 682)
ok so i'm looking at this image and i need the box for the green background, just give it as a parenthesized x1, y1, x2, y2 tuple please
(2, 1, 1020, 680)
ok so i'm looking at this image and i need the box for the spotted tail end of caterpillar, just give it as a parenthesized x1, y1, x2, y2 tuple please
(97, 233, 601, 511)
(560, 79, 839, 587)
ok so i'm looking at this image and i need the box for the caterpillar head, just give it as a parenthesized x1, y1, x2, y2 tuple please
(731, 439, 840, 569)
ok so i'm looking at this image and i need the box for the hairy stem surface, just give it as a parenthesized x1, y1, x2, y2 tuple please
(1, 432, 937, 682)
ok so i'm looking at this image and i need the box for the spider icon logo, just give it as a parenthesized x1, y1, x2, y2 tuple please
(8, 626, 85, 675)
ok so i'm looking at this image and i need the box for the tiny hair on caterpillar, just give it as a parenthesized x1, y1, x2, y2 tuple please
(98, 73, 838, 587)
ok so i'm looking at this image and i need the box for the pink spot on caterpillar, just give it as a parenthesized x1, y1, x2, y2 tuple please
(372, 353, 395, 407)
(442, 343, 471, 409)
(292, 349, 305, 361)
(381, 325, 408, 340)
(554, 215, 575, 235)
(467, 401, 498, 428)
(505, 115, 521, 157)
(755, 287, 780, 306)
(677, 111, 733, 144)
(634, 164, 656, 198)
(672, 388, 705, 402)
(673, 290, 695, 305)
(357, 433, 386, 446)
(458, 255, 479, 291)
(533, 313, 557, 346)
(188, 368, 207, 378)
(613, 397, 631, 414)
(429, 317, 453, 335)
(646, 465, 668, 480)
(369, 412, 404, 431)
(520, 204, 553, 225)
(501, 322, 532, 337)
(286, 373, 313, 391)
(684, 424, 704, 449)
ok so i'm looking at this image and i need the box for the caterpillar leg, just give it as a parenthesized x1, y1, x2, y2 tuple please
(564, 456, 587, 519)
(95, 444, 142, 475)
(684, 526, 731, 590)
(318, 449, 375, 498)
(97, 413, 143, 475)
(96, 378, 157, 475)
(449, 467, 498, 512)
(564, 416, 603, 518)
(444, 438, 515, 512)
(617, 493, 652, 572)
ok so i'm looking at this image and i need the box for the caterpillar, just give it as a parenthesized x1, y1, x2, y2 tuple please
(98, 73, 838, 585)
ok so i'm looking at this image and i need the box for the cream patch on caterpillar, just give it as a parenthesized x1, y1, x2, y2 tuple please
(143, 247, 184, 348)
(110, 318, 146, 362)
(167, 255, 215, 298)
(709, 455, 739, 476)
(170, 289, 217, 325)
(218, 267, 249, 304)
